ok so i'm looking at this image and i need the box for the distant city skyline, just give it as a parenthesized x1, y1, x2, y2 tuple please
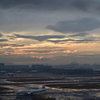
(0, 0, 100, 65)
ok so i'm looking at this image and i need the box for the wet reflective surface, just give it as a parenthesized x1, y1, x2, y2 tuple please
(0, 73, 100, 100)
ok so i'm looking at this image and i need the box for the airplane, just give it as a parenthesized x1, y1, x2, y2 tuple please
(16, 83, 46, 95)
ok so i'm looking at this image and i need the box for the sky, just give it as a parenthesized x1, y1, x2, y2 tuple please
(0, 0, 100, 65)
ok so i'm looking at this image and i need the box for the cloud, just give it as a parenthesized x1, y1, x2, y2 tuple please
(47, 39, 95, 43)
(0, 1, 100, 33)
(71, 0, 93, 11)
(46, 18, 100, 33)
(0, 54, 55, 65)
(14, 34, 66, 41)
(0, 44, 9, 47)
(0, 43, 24, 47)
(23, 47, 68, 54)
(0, 39, 8, 42)
(69, 33, 89, 37)
(0, 33, 3, 37)
(0, 0, 97, 13)
(11, 44, 25, 47)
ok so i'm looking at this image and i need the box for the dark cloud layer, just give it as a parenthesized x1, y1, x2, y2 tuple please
(0, 39, 8, 42)
(46, 18, 100, 33)
(0, 0, 98, 13)
(0, 43, 24, 47)
(69, 33, 89, 37)
(14, 34, 66, 41)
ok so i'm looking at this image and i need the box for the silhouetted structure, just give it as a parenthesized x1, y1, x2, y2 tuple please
(32, 64, 52, 72)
